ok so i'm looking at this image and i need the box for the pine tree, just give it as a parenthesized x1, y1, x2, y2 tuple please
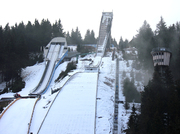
(90, 30, 97, 44)
(32, 19, 42, 51)
(52, 19, 64, 38)
(140, 65, 165, 133)
(139, 65, 180, 133)
(84, 29, 91, 44)
(123, 77, 141, 102)
(70, 27, 82, 45)
(83, 29, 96, 44)
(119, 36, 124, 50)
(25, 21, 36, 52)
(66, 32, 72, 44)
(126, 104, 139, 134)
(40, 19, 52, 45)
(134, 20, 155, 71)
(156, 16, 169, 47)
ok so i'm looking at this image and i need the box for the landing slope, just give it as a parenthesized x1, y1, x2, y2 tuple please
(38, 73, 98, 134)
(0, 98, 37, 134)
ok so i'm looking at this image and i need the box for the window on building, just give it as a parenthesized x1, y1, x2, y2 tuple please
(154, 59, 164, 62)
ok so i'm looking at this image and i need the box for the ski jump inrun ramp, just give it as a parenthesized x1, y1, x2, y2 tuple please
(30, 37, 68, 95)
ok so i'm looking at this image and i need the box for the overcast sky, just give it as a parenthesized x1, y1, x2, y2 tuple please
(1, 0, 180, 42)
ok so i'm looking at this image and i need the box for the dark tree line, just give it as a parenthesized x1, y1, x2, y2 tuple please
(66, 27, 118, 45)
(122, 17, 180, 80)
(66, 28, 97, 45)
(125, 17, 180, 134)
(126, 66, 180, 134)
(66, 28, 97, 53)
(119, 36, 129, 50)
(0, 18, 116, 93)
(0, 19, 64, 92)
(66, 27, 118, 52)
(123, 77, 141, 103)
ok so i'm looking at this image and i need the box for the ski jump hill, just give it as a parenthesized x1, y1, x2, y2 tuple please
(0, 12, 113, 134)
(30, 37, 68, 95)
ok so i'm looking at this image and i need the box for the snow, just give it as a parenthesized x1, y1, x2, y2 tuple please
(20, 62, 45, 95)
(0, 62, 45, 99)
(29, 93, 58, 134)
(38, 73, 98, 134)
(96, 56, 116, 134)
(58, 45, 64, 59)
(91, 56, 102, 67)
(0, 50, 140, 134)
(0, 98, 37, 134)
(33, 45, 60, 94)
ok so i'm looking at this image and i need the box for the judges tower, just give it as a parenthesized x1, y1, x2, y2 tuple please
(151, 47, 172, 74)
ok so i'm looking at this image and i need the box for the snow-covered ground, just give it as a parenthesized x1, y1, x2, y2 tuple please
(118, 59, 130, 133)
(38, 73, 98, 134)
(96, 56, 115, 134)
(0, 62, 46, 99)
(0, 51, 141, 134)
(33, 44, 60, 94)
(117, 52, 143, 133)
(0, 98, 37, 134)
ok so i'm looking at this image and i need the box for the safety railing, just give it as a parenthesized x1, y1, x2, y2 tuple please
(94, 69, 100, 134)
(27, 97, 40, 134)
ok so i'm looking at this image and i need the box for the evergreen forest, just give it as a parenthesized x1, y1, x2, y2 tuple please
(119, 17, 180, 80)
(0, 19, 111, 93)
(0, 19, 65, 93)
(125, 17, 180, 134)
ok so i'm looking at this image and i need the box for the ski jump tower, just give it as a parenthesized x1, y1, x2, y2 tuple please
(97, 12, 113, 57)
(151, 47, 172, 74)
